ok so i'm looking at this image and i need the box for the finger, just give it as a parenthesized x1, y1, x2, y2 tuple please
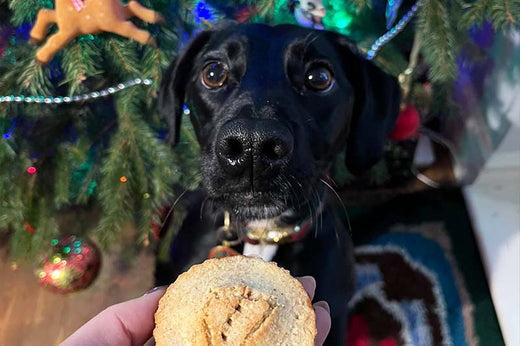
(60, 287, 167, 346)
(313, 302, 332, 346)
(297, 276, 316, 301)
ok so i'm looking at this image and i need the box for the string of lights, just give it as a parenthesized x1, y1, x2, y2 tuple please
(0, 77, 153, 104)
(366, 1, 423, 60)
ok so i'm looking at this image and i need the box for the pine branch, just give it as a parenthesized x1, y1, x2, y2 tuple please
(417, 0, 458, 82)
(8, 0, 52, 26)
(173, 121, 202, 189)
(141, 47, 164, 86)
(488, 0, 519, 30)
(30, 198, 58, 260)
(103, 37, 141, 78)
(256, 0, 276, 18)
(17, 57, 54, 95)
(54, 142, 88, 208)
(350, 0, 372, 12)
(460, 0, 493, 27)
(61, 39, 103, 95)
(7, 193, 58, 263)
(0, 141, 25, 231)
(141, 47, 168, 123)
(1, 46, 53, 96)
(96, 87, 177, 247)
(96, 127, 134, 246)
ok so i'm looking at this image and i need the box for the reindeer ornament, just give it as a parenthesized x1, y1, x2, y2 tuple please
(30, 0, 164, 64)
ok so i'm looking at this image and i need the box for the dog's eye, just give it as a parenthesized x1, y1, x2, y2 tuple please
(201, 62, 228, 89)
(305, 66, 333, 92)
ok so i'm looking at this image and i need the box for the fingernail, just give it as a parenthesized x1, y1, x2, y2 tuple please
(314, 301, 330, 314)
(300, 276, 316, 286)
(143, 285, 167, 296)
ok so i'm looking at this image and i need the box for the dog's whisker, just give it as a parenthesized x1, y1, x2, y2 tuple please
(287, 175, 317, 229)
(289, 178, 303, 211)
(307, 185, 320, 238)
(280, 174, 298, 215)
(159, 188, 190, 235)
(303, 32, 320, 53)
(280, 175, 290, 210)
(289, 174, 309, 209)
(315, 189, 321, 239)
(315, 189, 323, 239)
(332, 214, 341, 245)
(320, 178, 352, 236)
(326, 175, 339, 188)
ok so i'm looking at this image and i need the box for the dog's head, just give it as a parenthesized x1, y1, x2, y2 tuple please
(160, 23, 400, 220)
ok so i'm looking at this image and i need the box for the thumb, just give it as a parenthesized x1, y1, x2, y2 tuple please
(61, 287, 167, 346)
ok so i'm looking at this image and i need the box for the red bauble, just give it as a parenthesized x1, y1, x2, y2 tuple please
(389, 104, 420, 141)
(37, 236, 101, 294)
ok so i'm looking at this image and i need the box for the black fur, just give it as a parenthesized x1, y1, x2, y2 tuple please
(159, 23, 400, 345)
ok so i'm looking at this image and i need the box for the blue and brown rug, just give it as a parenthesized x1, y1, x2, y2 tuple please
(345, 189, 504, 346)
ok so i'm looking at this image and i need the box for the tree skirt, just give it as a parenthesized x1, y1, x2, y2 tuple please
(345, 189, 504, 346)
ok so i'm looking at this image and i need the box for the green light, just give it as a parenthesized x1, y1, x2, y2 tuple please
(74, 240, 81, 248)
(63, 246, 71, 254)
(87, 181, 97, 195)
(334, 13, 353, 29)
(51, 239, 59, 246)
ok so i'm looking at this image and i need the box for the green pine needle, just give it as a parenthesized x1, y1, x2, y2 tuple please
(418, 0, 458, 82)
(61, 40, 103, 95)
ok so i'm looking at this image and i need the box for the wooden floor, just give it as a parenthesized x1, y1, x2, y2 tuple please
(0, 247, 154, 346)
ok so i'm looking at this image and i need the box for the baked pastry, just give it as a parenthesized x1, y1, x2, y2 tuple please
(154, 256, 316, 345)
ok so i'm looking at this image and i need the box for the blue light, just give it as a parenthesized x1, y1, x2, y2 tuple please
(195, 1, 214, 23)
(16, 23, 32, 41)
(2, 119, 16, 139)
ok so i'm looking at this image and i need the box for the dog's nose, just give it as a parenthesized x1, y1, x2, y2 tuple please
(216, 119, 293, 177)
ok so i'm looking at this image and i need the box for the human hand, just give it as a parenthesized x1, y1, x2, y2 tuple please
(298, 275, 332, 345)
(61, 276, 331, 345)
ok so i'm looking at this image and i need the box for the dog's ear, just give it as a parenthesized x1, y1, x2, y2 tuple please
(332, 35, 401, 174)
(159, 31, 214, 146)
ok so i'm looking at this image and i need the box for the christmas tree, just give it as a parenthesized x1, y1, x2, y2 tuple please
(0, 0, 517, 274)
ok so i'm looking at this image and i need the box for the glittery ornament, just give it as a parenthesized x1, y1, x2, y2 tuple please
(385, 0, 403, 29)
(289, 0, 326, 30)
(37, 236, 101, 294)
(29, 0, 164, 64)
(389, 104, 420, 141)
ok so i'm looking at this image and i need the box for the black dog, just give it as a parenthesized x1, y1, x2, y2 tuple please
(159, 23, 400, 345)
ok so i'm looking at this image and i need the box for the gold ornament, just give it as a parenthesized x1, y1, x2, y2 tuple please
(29, 0, 164, 64)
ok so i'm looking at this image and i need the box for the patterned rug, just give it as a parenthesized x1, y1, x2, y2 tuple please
(345, 189, 504, 346)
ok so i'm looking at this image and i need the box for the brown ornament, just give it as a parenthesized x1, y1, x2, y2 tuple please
(29, 0, 164, 64)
